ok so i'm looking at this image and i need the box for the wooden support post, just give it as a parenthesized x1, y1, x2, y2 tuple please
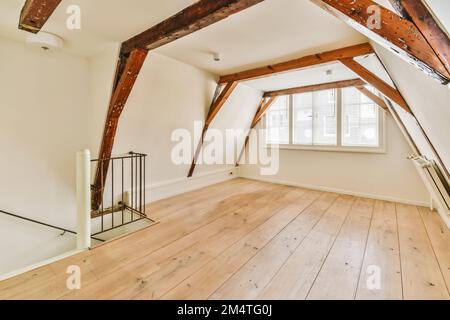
(236, 97, 277, 166)
(91, 48, 148, 210)
(339, 58, 411, 113)
(91, 1, 262, 205)
(188, 82, 238, 177)
(312, 0, 450, 84)
(19, 0, 62, 33)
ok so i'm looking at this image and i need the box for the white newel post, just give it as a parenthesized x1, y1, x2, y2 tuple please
(76, 149, 91, 249)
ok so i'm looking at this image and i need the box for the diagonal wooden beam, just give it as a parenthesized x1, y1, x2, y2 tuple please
(219, 43, 374, 84)
(236, 97, 277, 166)
(19, 0, 62, 33)
(312, 0, 450, 84)
(387, 0, 450, 76)
(355, 86, 388, 110)
(206, 81, 239, 125)
(264, 78, 365, 98)
(91, 48, 148, 211)
(188, 82, 238, 177)
(121, 0, 264, 55)
(92, 1, 262, 201)
(251, 97, 278, 127)
(339, 57, 411, 113)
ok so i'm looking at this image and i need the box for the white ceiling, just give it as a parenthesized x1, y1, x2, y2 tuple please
(243, 53, 391, 92)
(0, 0, 366, 74)
(156, 0, 367, 75)
(0, 0, 447, 90)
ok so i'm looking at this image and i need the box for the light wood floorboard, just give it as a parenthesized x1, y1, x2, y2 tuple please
(0, 178, 449, 300)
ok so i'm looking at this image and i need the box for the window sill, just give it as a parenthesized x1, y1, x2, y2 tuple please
(264, 144, 386, 154)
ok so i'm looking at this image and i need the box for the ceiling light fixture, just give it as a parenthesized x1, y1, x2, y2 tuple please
(213, 52, 222, 62)
(25, 31, 64, 51)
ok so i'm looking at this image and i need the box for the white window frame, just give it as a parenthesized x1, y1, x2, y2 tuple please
(264, 88, 387, 154)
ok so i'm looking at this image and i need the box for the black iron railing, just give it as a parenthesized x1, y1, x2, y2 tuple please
(0, 209, 104, 242)
(90, 152, 152, 236)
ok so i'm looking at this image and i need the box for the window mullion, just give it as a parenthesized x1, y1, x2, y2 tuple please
(337, 88, 342, 147)
(289, 94, 293, 145)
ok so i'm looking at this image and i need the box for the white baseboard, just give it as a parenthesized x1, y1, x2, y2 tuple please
(145, 167, 239, 203)
(240, 174, 429, 207)
(0, 249, 83, 282)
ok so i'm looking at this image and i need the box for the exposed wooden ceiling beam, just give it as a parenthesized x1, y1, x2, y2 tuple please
(387, 0, 450, 77)
(219, 43, 374, 84)
(355, 86, 389, 110)
(188, 82, 238, 177)
(121, 0, 264, 55)
(311, 0, 450, 84)
(386, 0, 409, 17)
(91, 48, 148, 210)
(263, 78, 366, 98)
(339, 57, 411, 113)
(19, 0, 62, 33)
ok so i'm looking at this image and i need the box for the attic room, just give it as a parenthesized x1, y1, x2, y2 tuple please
(0, 0, 449, 304)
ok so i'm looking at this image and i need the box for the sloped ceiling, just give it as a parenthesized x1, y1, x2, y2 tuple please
(1, 1, 448, 171)
(374, 43, 450, 171)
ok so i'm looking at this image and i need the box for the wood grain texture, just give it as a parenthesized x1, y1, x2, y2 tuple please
(91, 49, 148, 210)
(396, 204, 449, 300)
(356, 201, 403, 300)
(388, 0, 450, 75)
(1, 179, 449, 300)
(211, 192, 339, 300)
(264, 79, 365, 98)
(307, 198, 374, 300)
(259, 195, 355, 299)
(339, 58, 411, 113)
(219, 43, 374, 83)
(235, 97, 265, 166)
(121, 0, 264, 54)
(312, 0, 450, 84)
(19, 0, 62, 33)
(355, 86, 389, 110)
(188, 81, 238, 177)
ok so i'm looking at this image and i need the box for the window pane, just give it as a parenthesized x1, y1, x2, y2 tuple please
(293, 89, 337, 146)
(266, 95, 289, 144)
(293, 92, 313, 145)
(342, 87, 379, 147)
(313, 90, 337, 145)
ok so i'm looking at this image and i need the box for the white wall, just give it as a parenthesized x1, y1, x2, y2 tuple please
(240, 113, 429, 206)
(0, 37, 90, 274)
(374, 44, 450, 172)
(0, 38, 263, 275)
(89, 47, 262, 202)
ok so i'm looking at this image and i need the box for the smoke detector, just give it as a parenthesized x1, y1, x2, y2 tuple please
(213, 52, 222, 62)
(26, 31, 64, 51)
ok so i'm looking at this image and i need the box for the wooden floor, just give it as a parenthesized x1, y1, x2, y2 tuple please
(1, 178, 449, 300)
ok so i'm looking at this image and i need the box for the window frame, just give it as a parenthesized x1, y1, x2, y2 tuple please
(264, 87, 387, 154)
